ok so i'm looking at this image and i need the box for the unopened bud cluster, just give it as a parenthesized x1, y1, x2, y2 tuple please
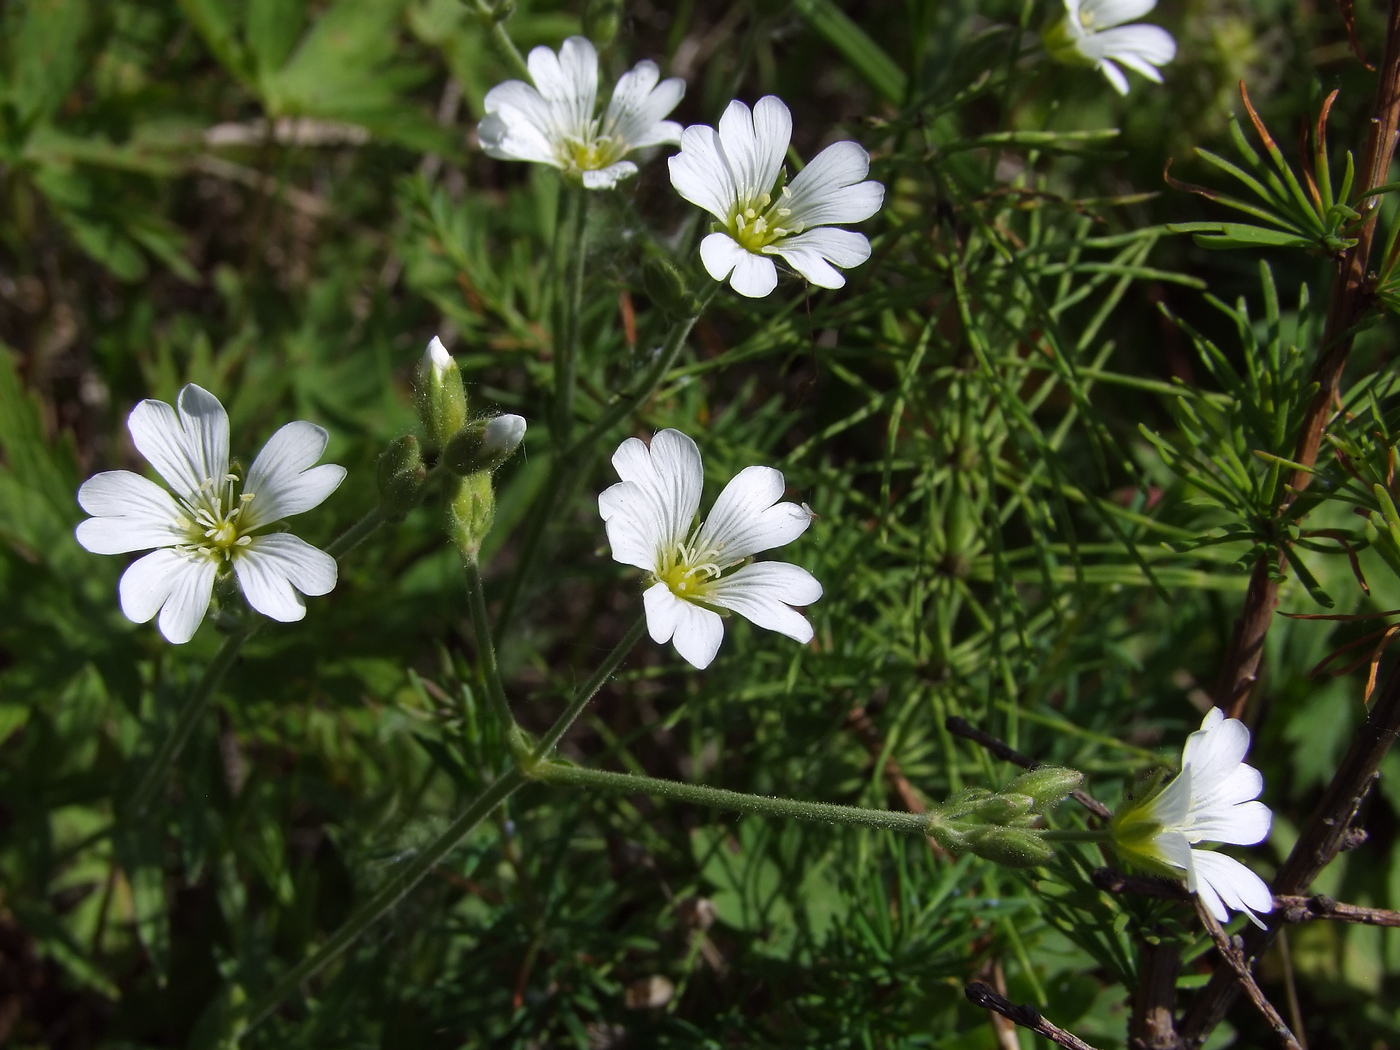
(400, 336, 527, 558)
(927, 767, 1083, 868)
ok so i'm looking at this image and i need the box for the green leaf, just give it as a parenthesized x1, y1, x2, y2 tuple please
(793, 0, 907, 103)
(1166, 221, 1316, 250)
(2, 0, 91, 126)
(247, 0, 307, 74)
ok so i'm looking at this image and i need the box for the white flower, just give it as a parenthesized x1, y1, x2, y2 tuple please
(478, 36, 684, 189)
(667, 96, 884, 298)
(1112, 708, 1274, 927)
(598, 430, 822, 669)
(1043, 0, 1176, 95)
(482, 414, 526, 459)
(75, 385, 347, 644)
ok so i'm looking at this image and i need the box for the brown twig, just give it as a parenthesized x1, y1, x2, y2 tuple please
(1214, 0, 1400, 718)
(1179, 654, 1400, 1046)
(965, 982, 1102, 1050)
(944, 716, 1112, 820)
(1130, 937, 1182, 1050)
(1274, 894, 1400, 927)
(1193, 902, 1302, 1050)
(1095, 869, 1400, 926)
(1092, 867, 1192, 901)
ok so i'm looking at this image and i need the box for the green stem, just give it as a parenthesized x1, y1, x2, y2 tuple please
(325, 505, 388, 558)
(235, 765, 528, 1035)
(535, 763, 935, 835)
(126, 624, 257, 817)
(554, 188, 589, 444)
(234, 614, 646, 1034)
(128, 503, 392, 818)
(494, 303, 708, 641)
(463, 556, 524, 751)
(1039, 828, 1110, 843)
(565, 293, 714, 460)
(532, 614, 648, 761)
(469, 0, 531, 80)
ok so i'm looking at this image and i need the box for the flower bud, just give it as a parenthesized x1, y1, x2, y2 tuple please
(927, 821, 974, 855)
(583, 0, 623, 46)
(1007, 767, 1084, 812)
(964, 826, 1056, 868)
(442, 414, 527, 476)
(447, 472, 496, 560)
(416, 336, 467, 447)
(376, 435, 427, 521)
(970, 793, 1035, 824)
(642, 257, 700, 319)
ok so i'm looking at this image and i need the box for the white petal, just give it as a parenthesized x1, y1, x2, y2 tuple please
(581, 161, 638, 189)
(1111, 40, 1173, 82)
(1185, 799, 1272, 847)
(600, 480, 668, 571)
(770, 227, 873, 289)
(1181, 714, 1251, 796)
(1190, 849, 1273, 928)
(479, 82, 561, 165)
(127, 384, 230, 502)
(1097, 58, 1131, 95)
(728, 251, 778, 298)
(699, 232, 746, 282)
(119, 548, 215, 644)
(695, 465, 811, 562)
(1151, 828, 1193, 874)
(240, 422, 345, 528)
(1148, 767, 1194, 830)
(1209, 762, 1265, 807)
(76, 471, 186, 554)
(1081, 0, 1159, 30)
(717, 97, 790, 205)
(528, 37, 597, 137)
(642, 580, 683, 643)
(672, 605, 726, 669)
(643, 582, 726, 668)
(630, 119, 683, 149)
(605, 62, 684, 148)
(234, 533, 338, 623)
(784, 141, 884, 228)
(768, 247, 842, 288)
(669, 125, 737, 221)
(599, 431, 703, 566)
(704, 561, 821, 643)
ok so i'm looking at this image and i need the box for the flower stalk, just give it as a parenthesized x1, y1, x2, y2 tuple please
(535, 762, 937, 833)
(554, 186, 589, 444)
(126, 622, 258, 817)
(462, 556, 527, 756)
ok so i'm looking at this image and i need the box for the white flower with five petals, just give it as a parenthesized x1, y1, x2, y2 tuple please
(1043, 0, 1176, 95)
(1112, 708, 1274, 927)
(598, 430, 822, 669)
(75, 385, 346, 644)
(667, 96, 884, 298)
(478, 36, 684, 189)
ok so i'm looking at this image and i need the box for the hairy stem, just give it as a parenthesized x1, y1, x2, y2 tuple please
(531, 614, 648, 760)
(493, 304, 708, 641)
(463, 556, 524, 752)
(554, 188, 589, 445)
(235, 766, 528, 1034)
(534, 763, 936, 835)
(126, 624, 256, 817)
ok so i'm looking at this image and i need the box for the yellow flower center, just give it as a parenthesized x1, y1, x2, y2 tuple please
(557, 126, 626, 175)
(656, 538, 725, 600)
(728, 190, 802, 252)
(177, 474, 256, 563)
